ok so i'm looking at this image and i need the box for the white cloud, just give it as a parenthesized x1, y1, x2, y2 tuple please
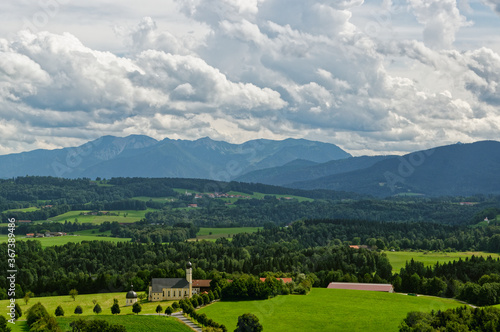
(0, 0, 499, 156)
(408, 0, 472, 49)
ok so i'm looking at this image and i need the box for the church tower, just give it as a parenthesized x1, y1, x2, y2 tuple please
(186, 261, 192, 298)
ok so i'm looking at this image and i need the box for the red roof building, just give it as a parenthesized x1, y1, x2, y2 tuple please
(192, 279, 211, 295)
(327, 282, 394, 293)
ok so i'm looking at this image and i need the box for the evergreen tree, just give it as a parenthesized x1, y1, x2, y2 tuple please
(55, 305, 64, 317)
(93, 303, 102, 314)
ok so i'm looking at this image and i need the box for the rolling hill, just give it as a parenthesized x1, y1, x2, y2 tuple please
(288, 141, 500, 197)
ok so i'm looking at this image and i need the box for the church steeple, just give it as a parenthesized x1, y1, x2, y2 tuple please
(186, 261, 192, 298)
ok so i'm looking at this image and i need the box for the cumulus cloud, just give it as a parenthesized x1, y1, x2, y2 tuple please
(0, 0, 499, 156)
(408, 0, 471, 49)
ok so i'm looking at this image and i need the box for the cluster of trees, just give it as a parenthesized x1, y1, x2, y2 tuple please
(233, 218, 500, 253)
(399, 306, 500, 331)
(0, 220, 95, 236)
(0, 235, 390, 298)
(26, 302, 60, 332)
(218, 275, 294, 300)
(109, 221, 199, 243)
(395, 256, 500, 305)
(143, 197, 489, 227)
(69, 319, 126, 332)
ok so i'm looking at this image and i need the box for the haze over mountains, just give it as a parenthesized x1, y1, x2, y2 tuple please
(0, 135, 350, 180)
(1, 135, 499, 197)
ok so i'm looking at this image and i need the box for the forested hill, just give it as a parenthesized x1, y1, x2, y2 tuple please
(0, 135, 350, 179)
(287, 141, 500, 197)
(1, 176, 499, 228)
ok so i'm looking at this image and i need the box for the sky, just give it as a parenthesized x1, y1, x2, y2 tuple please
(0, 0, 500, 156)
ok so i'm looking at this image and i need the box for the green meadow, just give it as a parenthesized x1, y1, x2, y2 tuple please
(0, 234, 130, 248)
(47, 209, 152, 224)
(1, 292, 175, 321)
(3, 207, 40, 213)
(199, 288, 463, 332)
(385, 251, 500, 272)
(56, 315, 193, 332)
(10, 315, 192, 332)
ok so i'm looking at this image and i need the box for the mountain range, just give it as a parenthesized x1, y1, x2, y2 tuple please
(0, 135, 350, 180)
(1, 135, 499, 197)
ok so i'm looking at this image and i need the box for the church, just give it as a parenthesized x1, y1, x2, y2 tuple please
(148, 261, 193, 301)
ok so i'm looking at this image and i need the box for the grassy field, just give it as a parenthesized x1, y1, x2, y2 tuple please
(3, 207, 40, 213)
(199, 288, 463, 332)
(56, 315, 193, 332)
(194, 227, 262, 240)
(0, 292, 179, 321)
(9, 314, 192, 332)
(385, 251, 500, 272)
(0, 234, 130, 248)
(47, 209, 152, 224)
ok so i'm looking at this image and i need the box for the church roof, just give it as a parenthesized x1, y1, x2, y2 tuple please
(151, 278, 190, 292)
(126, 284, 137, 298)
(126, 290, 137, 298)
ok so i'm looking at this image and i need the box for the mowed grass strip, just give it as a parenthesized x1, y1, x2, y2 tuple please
(385, 251, 500, 273)
(0, 235, 130, 248)
(198, 288, 463, 332)
(9, 314, 193, 332)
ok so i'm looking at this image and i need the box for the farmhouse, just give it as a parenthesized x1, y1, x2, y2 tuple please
(148, 262, 193, 301)
(192, 279, 211, 295)
(327, 282, 394, 293)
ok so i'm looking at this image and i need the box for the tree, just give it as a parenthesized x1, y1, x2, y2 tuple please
(69, 289, 78, 301)
(26, 302, 61, 332)
(55, 305, 64, 317)
(24, 291, 34, 305)
(155, 304, 163, 315)
(111, 303, 120, 315)
(165, 306, 173, 316)
(132, 302, 142, 315)
(93, 303, 102, 314)
(234, 313, 263, 332)
(172, 302, 180, 310)
(0, 315, 12, 332)
(74, 306, 83, 315)
(14, 303, 22, 320)
(138, 292, 147, 301)
(26, 302, 49, 327)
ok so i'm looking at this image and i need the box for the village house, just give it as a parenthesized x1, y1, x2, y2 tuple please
(192, 279, 211, 295)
